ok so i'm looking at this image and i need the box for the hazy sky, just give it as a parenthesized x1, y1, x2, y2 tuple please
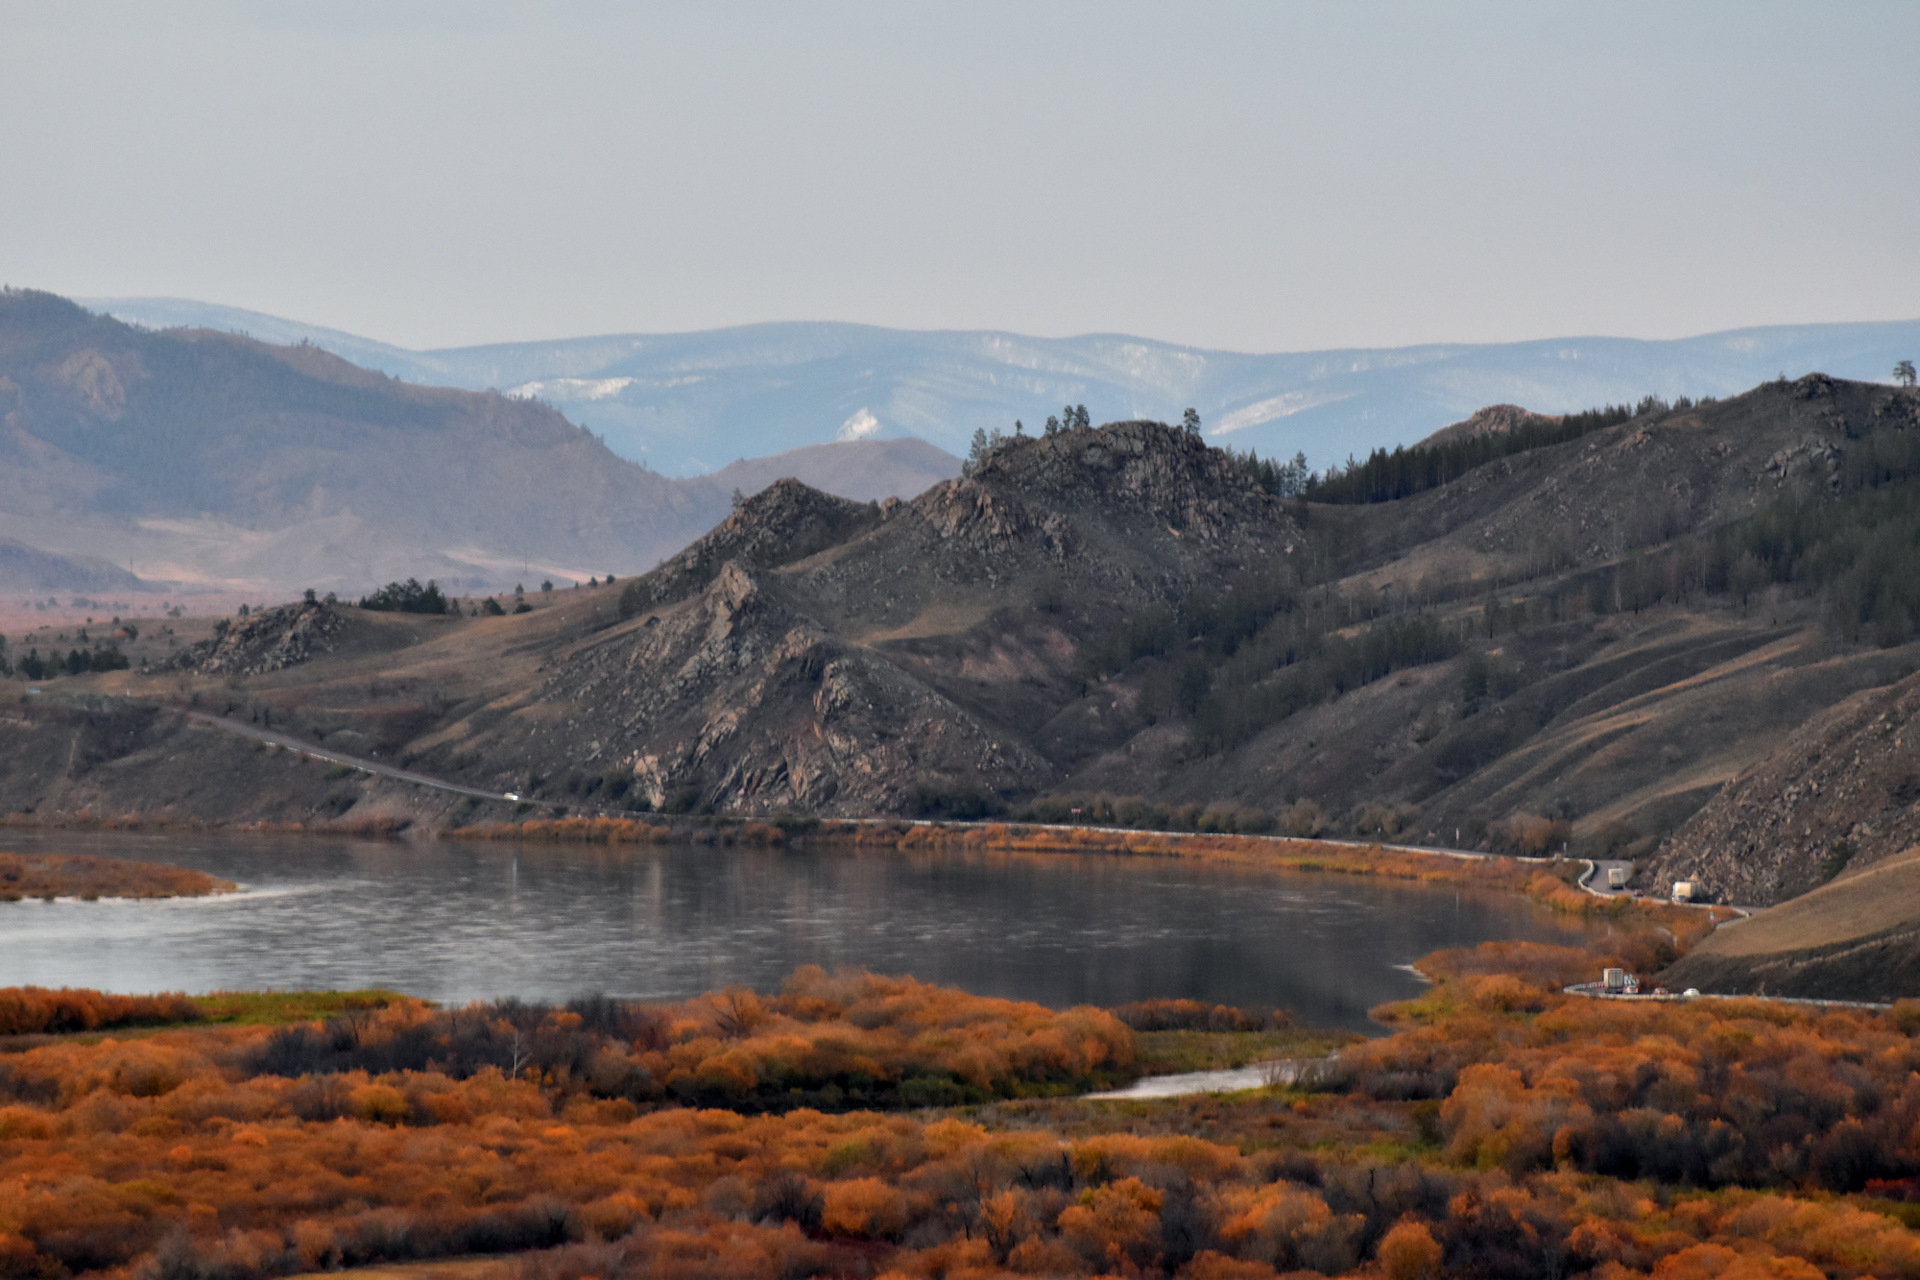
(5, 1, 1916, 353)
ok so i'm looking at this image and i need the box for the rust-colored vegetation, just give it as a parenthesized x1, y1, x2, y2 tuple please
(0, 987, 202, 1035)
(0, 851, 234, 901)
(244, 968, 1134, 1112)
(9, 946, 1920, 1279)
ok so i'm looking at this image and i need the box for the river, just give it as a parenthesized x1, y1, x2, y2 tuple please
(0, 830, 1600, 1029)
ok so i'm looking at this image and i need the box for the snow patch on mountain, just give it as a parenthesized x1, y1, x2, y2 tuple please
(838, 408, 882, 441)
(505, 376, 637, 402)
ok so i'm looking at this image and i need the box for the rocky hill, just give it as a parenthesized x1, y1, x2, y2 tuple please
(462, 420, 1306, 813)
(1658, 847, 1920, 1000)
(11, 377, 1920, 893)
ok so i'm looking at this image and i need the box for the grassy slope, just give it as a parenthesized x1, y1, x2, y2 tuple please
(1660, 846, 1920, 1000)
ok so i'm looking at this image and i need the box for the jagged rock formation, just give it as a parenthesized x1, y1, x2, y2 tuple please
(161, 599, 345, 676)
(1651, 671, 1920, 905)
(518, 562, 1048, 811)
(483, 420, 1304, 814)
(627, 480, 883, 612)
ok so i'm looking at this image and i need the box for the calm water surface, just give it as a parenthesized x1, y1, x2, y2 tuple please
(0, 831, 1600, 1029)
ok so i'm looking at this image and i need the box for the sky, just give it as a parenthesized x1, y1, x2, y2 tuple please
(3, 1, 1917, 354)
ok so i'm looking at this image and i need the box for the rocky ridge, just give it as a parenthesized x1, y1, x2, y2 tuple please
(161, 599, 345, 676)
(462, 419, 1305, 815)
(626, 480, 882, 613)
(513, 562, 1049, 812)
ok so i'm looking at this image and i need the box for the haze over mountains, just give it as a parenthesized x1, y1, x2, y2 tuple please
(0, 290, 955, 598)
(86, 295, 1920, 477)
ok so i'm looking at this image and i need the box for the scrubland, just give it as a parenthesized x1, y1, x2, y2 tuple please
(6, 924, 1920, 1279)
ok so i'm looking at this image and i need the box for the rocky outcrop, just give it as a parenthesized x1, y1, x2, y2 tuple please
(967, 419, 1287, 544)
(465, 420, 1302, 816)
(521, 562, 1050, 813)
(1651, 671, 1920, 905)
(788, 420, 1305, 629)
(161, 599, 344, 676)
(625, 479, 882, 612)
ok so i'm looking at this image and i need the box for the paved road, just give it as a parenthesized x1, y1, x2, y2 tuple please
(1581, 857, 1638, 897)
(186, 711, 518, 805)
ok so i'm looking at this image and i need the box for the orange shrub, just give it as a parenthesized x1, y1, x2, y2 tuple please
(0, 986, 201, 1035)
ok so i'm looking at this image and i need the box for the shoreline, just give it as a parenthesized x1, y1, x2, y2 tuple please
(0, 809, 1722, 941)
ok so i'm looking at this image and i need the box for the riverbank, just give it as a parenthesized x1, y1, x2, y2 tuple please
(440, 813, 1720, 937)
(4, 803, 1721, 941)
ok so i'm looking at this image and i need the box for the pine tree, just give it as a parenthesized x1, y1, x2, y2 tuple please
(1182, 407, 1202, 435)
(963, 427, 990, 476)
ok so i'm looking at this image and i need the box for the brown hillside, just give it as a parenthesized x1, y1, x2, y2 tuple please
(0, 289, 730, 594)
(1659, 845, 1920, 999)
(8, 377, 1920, 867)
(1651, 669, 1920, 905)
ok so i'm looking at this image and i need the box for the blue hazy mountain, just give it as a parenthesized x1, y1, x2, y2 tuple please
(85, 297, 1920, 478)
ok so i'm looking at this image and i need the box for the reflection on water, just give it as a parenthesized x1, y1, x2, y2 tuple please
(0, 830, 1598, 1029)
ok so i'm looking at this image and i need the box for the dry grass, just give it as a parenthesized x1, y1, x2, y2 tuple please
(1686, 844, 1920, 958)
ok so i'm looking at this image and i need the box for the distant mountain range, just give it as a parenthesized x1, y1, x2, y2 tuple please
(84, 296, 1920, 476)
(0, 290, 956, 597)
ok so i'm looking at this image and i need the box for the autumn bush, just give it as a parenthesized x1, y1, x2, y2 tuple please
(0, 985, 201, 1035)
(13, 948, 1920, 1279)
(246, 967, 1134, 1111)
(1111, 999, 1291, 1034)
